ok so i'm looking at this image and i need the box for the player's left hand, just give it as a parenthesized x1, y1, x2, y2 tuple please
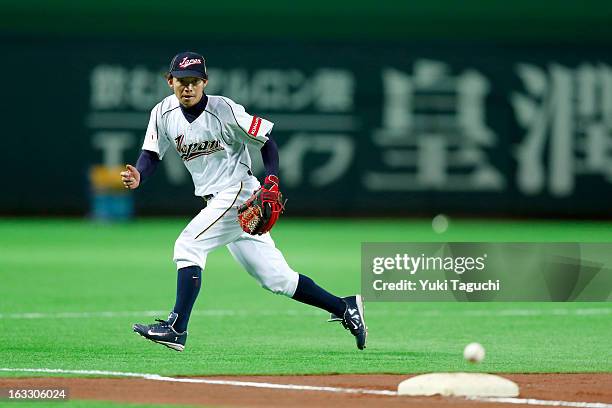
(237, 175, 286, 235)
(120, 164, 141, 189)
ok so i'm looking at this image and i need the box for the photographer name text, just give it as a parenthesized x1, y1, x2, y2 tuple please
(372, 279, 500, 293)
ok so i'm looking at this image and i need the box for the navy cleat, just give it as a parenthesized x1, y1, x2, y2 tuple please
(328, 295, 367, 350)
(133, 312, 187, 352)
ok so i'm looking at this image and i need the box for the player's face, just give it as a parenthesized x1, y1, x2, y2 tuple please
(168, 76, 207, 108)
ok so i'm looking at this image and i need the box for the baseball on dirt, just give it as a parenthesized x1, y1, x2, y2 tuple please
(463, 342, 485, 363)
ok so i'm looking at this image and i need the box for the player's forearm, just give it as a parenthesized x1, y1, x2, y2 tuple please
(136, 150, 161, 184)
(260, 134, 279, 178)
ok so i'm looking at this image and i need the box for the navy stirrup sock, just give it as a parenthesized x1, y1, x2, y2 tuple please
(172, 265, 202, 332)
(292, 274, 346, 317)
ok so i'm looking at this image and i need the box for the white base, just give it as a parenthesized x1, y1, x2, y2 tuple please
(397, 373, 519, 397)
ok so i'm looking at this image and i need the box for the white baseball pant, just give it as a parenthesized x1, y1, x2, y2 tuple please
(173, 176, 299, 297)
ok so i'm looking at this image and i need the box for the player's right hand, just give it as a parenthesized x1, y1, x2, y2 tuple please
(120, 164, 141, 190)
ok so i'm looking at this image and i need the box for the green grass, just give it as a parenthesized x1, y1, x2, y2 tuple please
(0, 218, 611, 377)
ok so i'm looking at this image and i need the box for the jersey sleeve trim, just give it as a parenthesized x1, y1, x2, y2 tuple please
(205, 109, 233, 145)
(142, 102, 171, 159)
(220, 98, 266, 146)
(153, 106, 160, 141)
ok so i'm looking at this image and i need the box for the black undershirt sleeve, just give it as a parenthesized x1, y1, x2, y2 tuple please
(135, 150, 161, 184)
(260, 134, 280, 178)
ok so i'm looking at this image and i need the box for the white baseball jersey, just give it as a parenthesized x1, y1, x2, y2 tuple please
(142, 95, 273, 196)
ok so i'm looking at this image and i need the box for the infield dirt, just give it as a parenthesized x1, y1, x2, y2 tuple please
(1, 373, 611, 407)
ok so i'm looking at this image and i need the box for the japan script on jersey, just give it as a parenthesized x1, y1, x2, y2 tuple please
(174, 135, 225, 161)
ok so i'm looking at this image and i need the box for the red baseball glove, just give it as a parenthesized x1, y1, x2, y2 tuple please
(237, 175, 286, 235)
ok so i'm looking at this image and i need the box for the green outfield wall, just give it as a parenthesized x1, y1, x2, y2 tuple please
(2, 34, 612, 217)
(2, 1, 612, 217)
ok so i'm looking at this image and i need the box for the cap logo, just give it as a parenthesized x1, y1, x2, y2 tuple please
(178, 57, 202, 69)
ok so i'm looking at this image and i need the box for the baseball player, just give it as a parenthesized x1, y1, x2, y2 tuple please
(122, 51, 367, 351)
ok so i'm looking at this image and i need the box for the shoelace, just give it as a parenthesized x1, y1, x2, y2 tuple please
(153, 319, 170, 328)
(341, 320, 351, 331)
(341, 314, 362, 334)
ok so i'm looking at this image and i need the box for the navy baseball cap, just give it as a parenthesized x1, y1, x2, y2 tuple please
(168, 51, 208, 79)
